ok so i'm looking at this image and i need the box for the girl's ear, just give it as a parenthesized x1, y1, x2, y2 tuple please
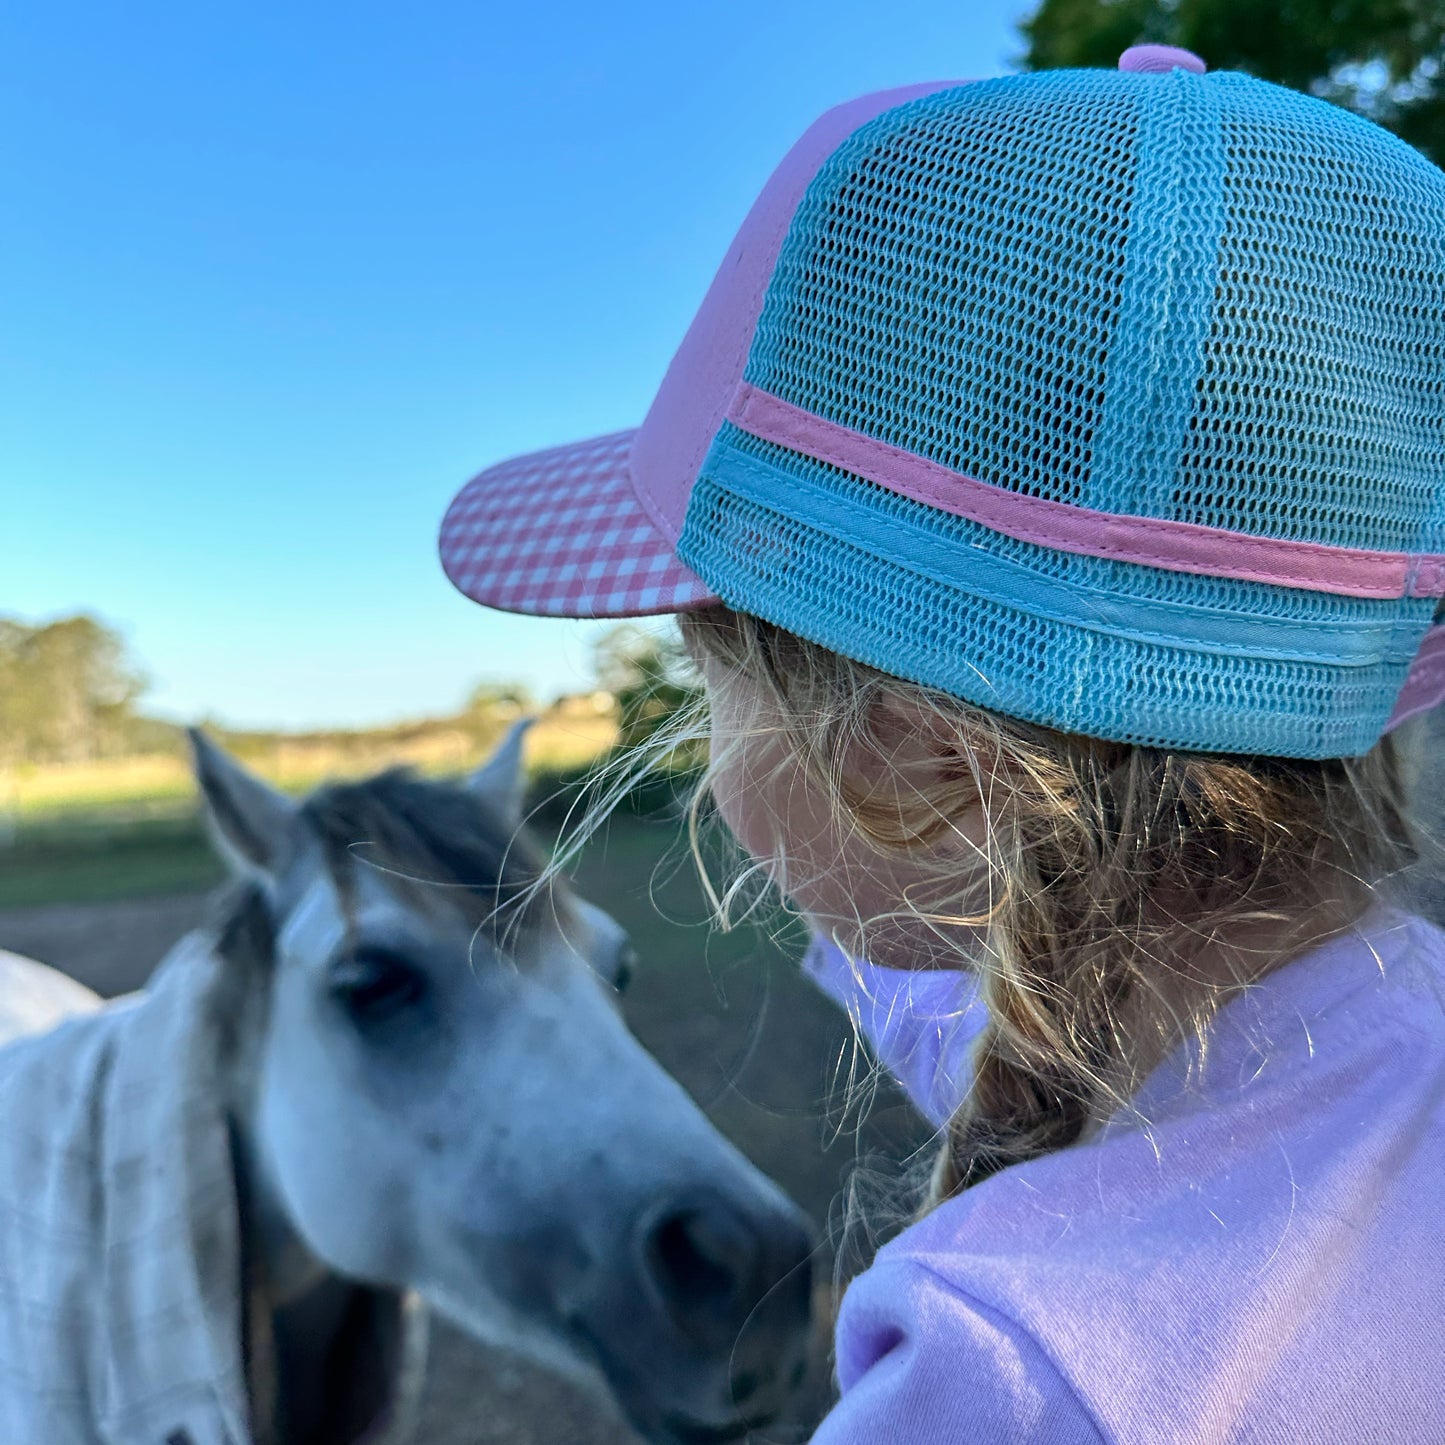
(465, 717, 534, 827)
(188, 728, 297, 885)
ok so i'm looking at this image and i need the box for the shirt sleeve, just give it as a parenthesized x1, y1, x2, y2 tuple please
(802, 934, 987, 1127)
(815, 1256, 1107, 1445)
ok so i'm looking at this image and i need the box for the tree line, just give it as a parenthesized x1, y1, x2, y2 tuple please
(0, 612, 543, 770)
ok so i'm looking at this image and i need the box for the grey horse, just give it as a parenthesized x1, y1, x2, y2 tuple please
(0, 725, 813, 1444)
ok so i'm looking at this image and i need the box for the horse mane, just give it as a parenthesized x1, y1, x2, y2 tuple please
(298, 767, 550, 941)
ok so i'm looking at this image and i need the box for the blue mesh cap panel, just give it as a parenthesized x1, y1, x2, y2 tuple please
(1174, 75, 1445, 549)
(675, 67, 1445, 757)
(748, 72, 1143, 510)
(744, 69, 1445, 549)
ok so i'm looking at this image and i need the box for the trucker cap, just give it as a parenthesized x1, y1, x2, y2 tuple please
(440, 47, 1445, 758)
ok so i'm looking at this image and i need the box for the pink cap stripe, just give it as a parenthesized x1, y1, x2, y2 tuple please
(728, 383, 1445, 602)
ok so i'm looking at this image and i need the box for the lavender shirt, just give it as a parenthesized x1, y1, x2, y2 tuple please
(804, 912, 1445, 1443)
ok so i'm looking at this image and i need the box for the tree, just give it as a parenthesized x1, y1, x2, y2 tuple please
(464, 680, 532, 717)
(0, 614, 148, 765)
(591, 624, 704, 761)
(460, 679, 534, 751)
(0, 621, 27, 762)
(1020, 0, 1445, 165)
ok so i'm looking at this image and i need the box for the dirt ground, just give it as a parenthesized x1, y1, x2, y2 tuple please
(0, 829, 932, 1443)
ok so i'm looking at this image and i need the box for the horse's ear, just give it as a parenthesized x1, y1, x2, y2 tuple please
(465, 717, 534, 826)
(188, 728, 297, 883)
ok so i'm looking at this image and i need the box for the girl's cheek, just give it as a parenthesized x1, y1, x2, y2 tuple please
(700, 661, 849, 886)
(705, 744, 751, 851)
(706, 728, 782, 864)
(702, 664, 781, 862)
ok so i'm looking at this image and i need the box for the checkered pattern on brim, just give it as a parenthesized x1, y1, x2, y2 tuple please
(439, 430, 716, 617)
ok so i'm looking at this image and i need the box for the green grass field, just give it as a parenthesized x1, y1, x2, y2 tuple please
(0, 813, 224, 910)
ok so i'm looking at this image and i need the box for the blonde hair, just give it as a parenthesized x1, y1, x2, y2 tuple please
(674, 602, 1443, 1205)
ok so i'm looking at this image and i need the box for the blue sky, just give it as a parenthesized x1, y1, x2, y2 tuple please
(3, 0, 1028, 729)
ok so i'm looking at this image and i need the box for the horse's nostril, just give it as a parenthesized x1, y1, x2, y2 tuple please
(647, 1206, 747, 1312)
(640, 1193, 814, 1368)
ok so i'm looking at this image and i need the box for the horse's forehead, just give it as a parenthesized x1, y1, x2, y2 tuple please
(344, 863, 463, 938)
(274, 867, 350, 959)
(275, 852, 483, 962)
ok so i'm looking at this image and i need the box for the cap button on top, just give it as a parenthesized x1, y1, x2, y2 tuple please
(1118, 44, 1207, 75)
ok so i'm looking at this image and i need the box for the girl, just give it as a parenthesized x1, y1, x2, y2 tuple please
(439, 45, 1445, 1442)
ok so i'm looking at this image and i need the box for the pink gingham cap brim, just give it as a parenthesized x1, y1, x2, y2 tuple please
(439, 429, 716, 618)
(439, 83, 957, 622)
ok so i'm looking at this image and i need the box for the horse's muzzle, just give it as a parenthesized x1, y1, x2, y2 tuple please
(573, 1184, 815, 1441)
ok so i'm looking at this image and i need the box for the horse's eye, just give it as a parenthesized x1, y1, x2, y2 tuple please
(613, 944, 638, 996)
(329, 950, 426, 1024)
